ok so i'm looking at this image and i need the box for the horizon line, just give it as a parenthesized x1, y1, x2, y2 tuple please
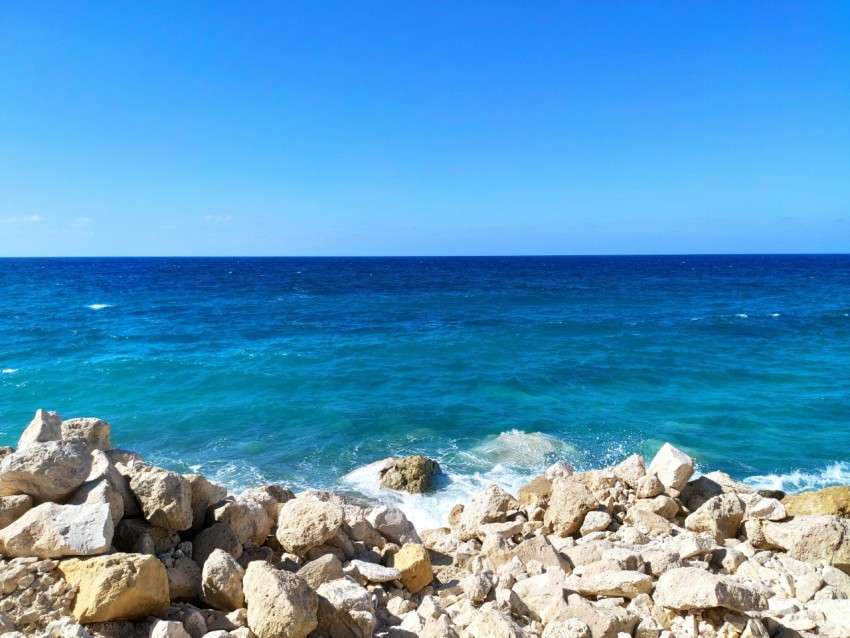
(0, 252, 849, 259)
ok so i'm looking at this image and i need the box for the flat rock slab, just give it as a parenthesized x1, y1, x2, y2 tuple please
(0, 502, 112, 558)
(654, 567, 766, 613)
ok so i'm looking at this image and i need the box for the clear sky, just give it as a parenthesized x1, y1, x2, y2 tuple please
(1, 2, 848, 256)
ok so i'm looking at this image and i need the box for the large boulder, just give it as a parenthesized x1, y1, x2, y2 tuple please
(612, 454, 646, 490)
(17, 409, 62, 450)
(314, 577, 377, 638)
(366, 505, 420, 545)
(761, 515, 850, 573)
(186, 473, 228, 535)
(61, 417, 113, 452)
(297, 554, 346, 589)
(577, 570, 653, 599)
(378, 455, 442, 494)
(0, 502, 112, 558)
(783, 485, 850, 518)
(201, 549, 245, 611)
(243, 561, 318, 638)
(67, 477, 125, 527)
(646, 443, 694, 492)
(240, 484, 294, 521)
(453, 484, 518, 541)
(193, 521, 243, 568)
(208, 497, 273, 546)
(124, 462, 193, 531)
(654, 567, 766, 613)
(543, 478, 598, 537)
(276, 497, 344, 555)
(58, 553, 170, 623)
(518, 476, 553, 507)
(554, 606, 638, 638)
(88, 449, 140, 518)
(167, 555, 202, 601)
(680, 471, 754, 512)
(684, 493, 746, 541)
(0, 440, 92, 501)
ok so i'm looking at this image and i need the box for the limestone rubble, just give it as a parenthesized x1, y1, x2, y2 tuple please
(0, 409, 848, 637)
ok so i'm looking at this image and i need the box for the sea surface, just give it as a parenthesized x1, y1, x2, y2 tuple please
(1, 256, 848, 530)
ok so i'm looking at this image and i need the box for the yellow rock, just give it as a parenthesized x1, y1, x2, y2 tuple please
(391, 543, 433, 594)
(518, 476, 552, 507)
(58, 553, 169, 623)
(783, 486, 850, 519)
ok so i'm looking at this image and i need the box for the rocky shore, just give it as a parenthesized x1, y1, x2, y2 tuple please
(1, 411, 850, 638)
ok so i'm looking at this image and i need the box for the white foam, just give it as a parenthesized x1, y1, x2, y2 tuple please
(736, 313, 748, 318)
(769, 313, 780, 317)
(341, 430, 576, 532)
(1, 368, 17, 374)
(87, 304, 112, 310)
(745, 462, 850, 493)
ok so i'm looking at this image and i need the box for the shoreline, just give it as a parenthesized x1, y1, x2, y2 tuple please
(1, 410, 849, 637)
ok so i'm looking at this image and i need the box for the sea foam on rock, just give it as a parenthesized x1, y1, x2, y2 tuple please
(1, 411, 850, 637)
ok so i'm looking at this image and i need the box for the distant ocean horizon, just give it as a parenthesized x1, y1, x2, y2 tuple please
(2, 255, 848, 529)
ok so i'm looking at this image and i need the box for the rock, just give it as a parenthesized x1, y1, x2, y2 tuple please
(149, 620, 191, 638)
(243, 561, 318, 638)
(193, 522, 243, 568)
(346, 559, 401, 583)
(577, 570, 652, 599)
(463, 608, 524, 638)
(276, 497, 344, 555)
(114, 518, 177, 555)
(58, 553, 169, 623)
(680, 471, 754, 512)
(185, 474, 228, 535)
(239, 484, 294, 521)
(67, 477, 124, 527)
(685, 493, 745, 541)
(646, 443, 694, 492)
(453, 484, 518, 541)
(0, 495, 32, 529)
(546, 461, 575, 480)
(0, 440, 92, 502)
(543, 479, 598, 537)
(88, 449, 140, 518)
(125, 462, 193, 532)
(166, 555, 202, 601)
(580, 510, 612, 535)
(613, 454, 646, 490)
(0, 501, 112, 558)
(783, 485, 850, 518)
(17, 409, 62, 450)
(61, 417, 113, 452)
(207, 498, 260, 547)
(315, 577, 377, 638)
(512, 571, 569, 623)
(367, 506, 420, 545)
(518, 476, 553, 507)
(761, 515, 850, 573)
(624, 508, 672, 536)
(740, 494, 786, 521)
(542, 618, 592, 638)
(654, 567, 766, 613)
(297, 554, 346, 589)
(378, 455, 442, 494)
(553, 606, 637, 638)
(504, 535, 570, 571)
(201, 549, 245, 611)
(389, 543, 433, 593)
(635, 473, 664, 499)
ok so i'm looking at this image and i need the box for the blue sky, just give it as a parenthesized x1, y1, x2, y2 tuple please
(1, 2, 848, 256)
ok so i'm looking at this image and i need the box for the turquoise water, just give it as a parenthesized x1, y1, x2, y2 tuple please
(1, 256, 848, 528)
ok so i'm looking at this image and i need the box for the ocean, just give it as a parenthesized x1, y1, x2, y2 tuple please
(1, 255, 848, 530)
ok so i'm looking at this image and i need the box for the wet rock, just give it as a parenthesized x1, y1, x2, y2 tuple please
(782, 485, 850, 519)
(378, 455, 442, 494)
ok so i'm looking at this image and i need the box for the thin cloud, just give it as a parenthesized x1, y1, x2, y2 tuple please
(204, 215, 233, 223)
(73, 217, 94, 227)
(0, 215, 44, 224)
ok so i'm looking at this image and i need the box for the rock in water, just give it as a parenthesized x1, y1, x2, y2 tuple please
(0, 440, 92, 501)
(378, 455, 442, 493)
(243, 561, 318, 638)
(17, 409, 62, 450)
(58, 553, 170, 623)
(0, 502, 113, 558)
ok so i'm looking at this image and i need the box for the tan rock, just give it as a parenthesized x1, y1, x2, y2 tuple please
(581, 510, 613, 535)
(276, 496, 344, 555)
(239, 484, 294, 521)
(0, 501, 112, 558)
(543, 478, 597, 537)
(201, 549, 245, 611)
(635, 473, 664, 499)
(685, 493, 745, 541)
(554, 605, 638, 638)
(58, 553, 169, 623)
(505, 535, 570, 571)
(390, 543, 433, 593)
(0, 494, 32, 529)
(207, 498, 261, 547)
(463, 608, 524, 638)
(623, 508, 672, 537)
(454, 484, 519, 541)
(61, 417, 113, 452)
(633, 495, 679, 519)
(654, 567, 766, 613)
(166, 555, 201, 601)
(17, 409, 62, 450)
(512, 570, 569, 623)
(783, 485, 850, 518)
(646, 443, 694, 492)
(297, 554, 346, 589)
(125, 462, 193, 531)
(314, 577, 377, 638)
(680, 471, 754, 512)
(761, 515, 850, 573)
(88, 449, 140, 518)
(378, 455, 442, 494)
(193, 521, 243, 568)
(243, 561, 318, 638)
(577, 570, 653, 598)
(519, 476, 553, 507)
(0, 440, 92, 501)
(67, 477, 124, 527)
(613, 454, 646, 490)
(542, 617, 592, 638)
(186, 473, 228, 535)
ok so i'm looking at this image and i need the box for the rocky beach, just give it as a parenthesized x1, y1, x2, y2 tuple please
(1, 410, 849, 638)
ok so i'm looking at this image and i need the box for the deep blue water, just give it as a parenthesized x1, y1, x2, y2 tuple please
(1, 256, 848, 527)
